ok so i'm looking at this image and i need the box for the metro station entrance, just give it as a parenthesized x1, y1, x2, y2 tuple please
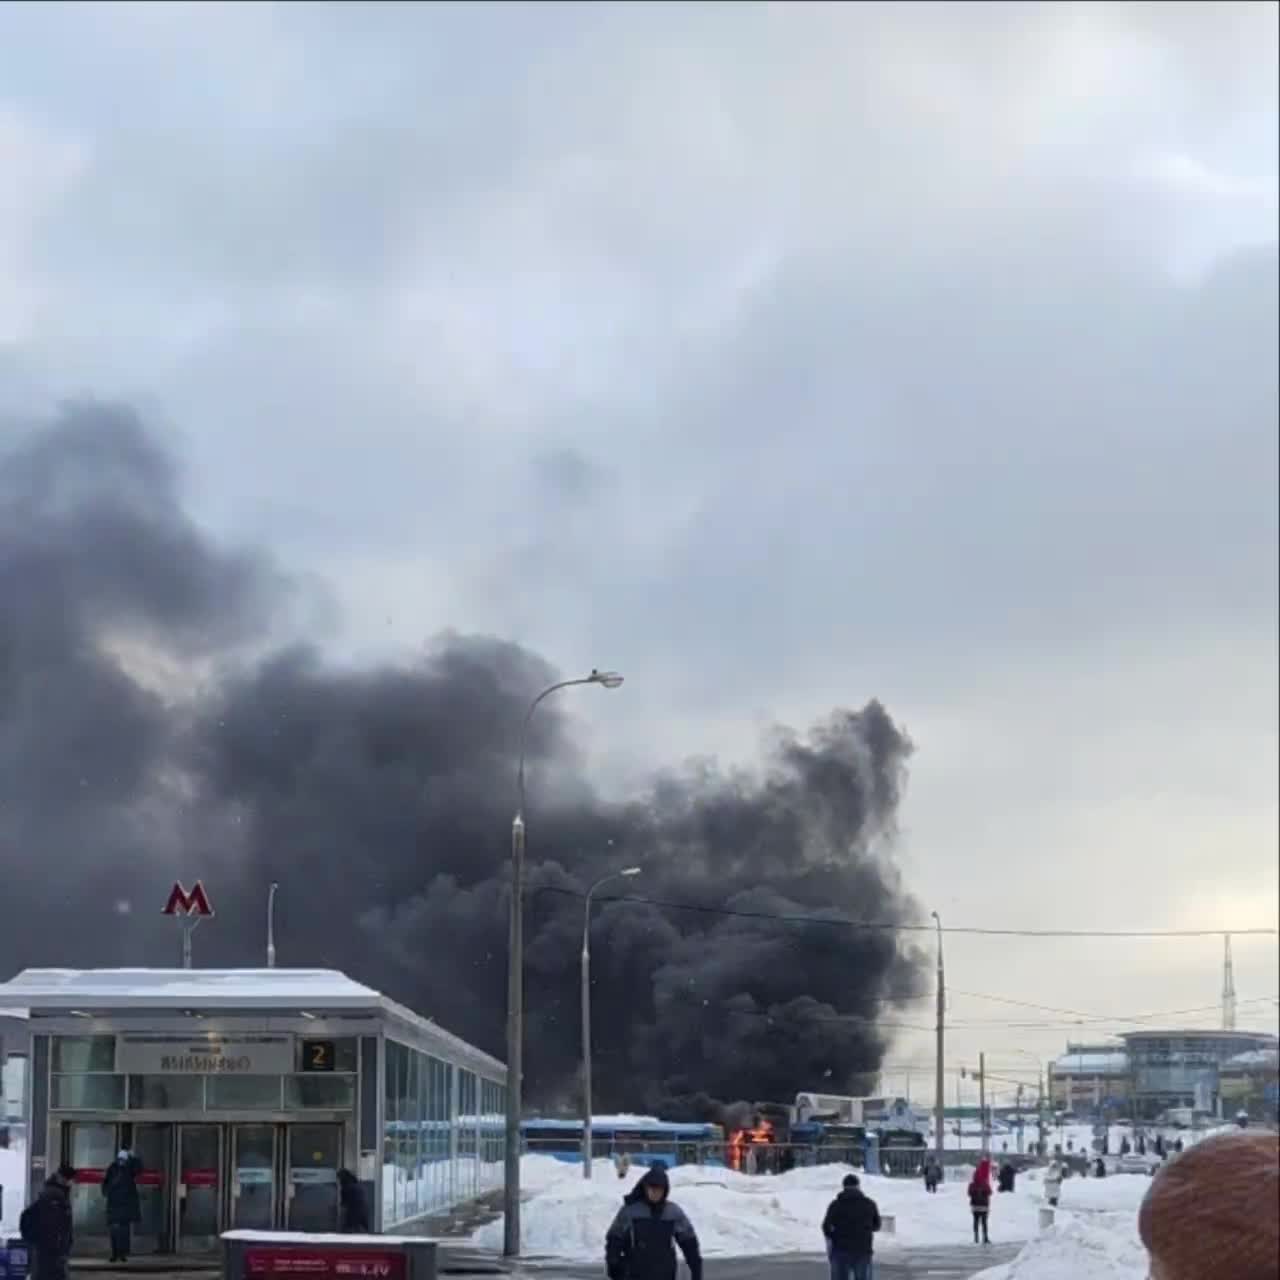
(62, 1121, 344, 1255)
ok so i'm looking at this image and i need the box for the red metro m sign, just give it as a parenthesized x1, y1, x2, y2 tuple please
(163, 881, 215, 918)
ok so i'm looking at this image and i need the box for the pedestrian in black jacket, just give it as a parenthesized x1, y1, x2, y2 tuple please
(337, 1169, 370, 1234)
(102, 1149, 143, 1262)
(20, 1164, 76, 1280)
(821, 1174, 882, 1280)
(604, 1163, 702, 1280)
(968, 1176, 992, 1244)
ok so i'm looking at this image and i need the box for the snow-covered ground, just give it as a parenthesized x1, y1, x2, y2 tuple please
(932, 1120, 1207, 1155)
(473, 1155, 1154, 1261)
(973, 1210, 1146, 1280)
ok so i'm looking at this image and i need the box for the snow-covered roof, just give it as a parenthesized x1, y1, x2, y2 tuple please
(0, 969, 380, 1011)
(1051, 1051, 1129, 1075)
(0, 968, 507, 1081)
(1224, 1048, 1280, 1070)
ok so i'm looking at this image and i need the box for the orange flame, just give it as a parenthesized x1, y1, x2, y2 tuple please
(728, 1118, 774, 1171)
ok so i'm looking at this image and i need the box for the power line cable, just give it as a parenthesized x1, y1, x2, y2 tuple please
(533, 884, 1279, 938)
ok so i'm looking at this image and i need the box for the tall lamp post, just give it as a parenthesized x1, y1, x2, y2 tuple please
(266, 881, 279, 968)
(582, 866, 641, 1178)
(931, 911, 945, 1162)
(504, 669, 625, 1258)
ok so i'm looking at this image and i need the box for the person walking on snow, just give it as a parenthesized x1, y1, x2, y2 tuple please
(605, 1163, 702, 1280)
(923, 1156, 942, 1193)
(102, 1148, 143, 1263)
(1043, 1159, 1063, 1207)
(821, 1174, 882, 1280)
(968, 1175, 992, 1245)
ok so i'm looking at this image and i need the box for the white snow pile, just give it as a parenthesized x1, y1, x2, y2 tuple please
(972, 1213, 1147, 1280)
(972, 1174, 1153, 1280)
(475, 1156, 1060, 1259)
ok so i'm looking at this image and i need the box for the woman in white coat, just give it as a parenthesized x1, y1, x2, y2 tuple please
(1043, 1160, 1064, 1207)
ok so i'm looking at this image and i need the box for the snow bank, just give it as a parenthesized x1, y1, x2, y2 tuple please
(475, 1157, 1050, 1259)
(972, 1213, 1147, 1280)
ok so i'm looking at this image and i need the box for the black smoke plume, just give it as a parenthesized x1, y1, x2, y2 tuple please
(0, 403, 926, 1113)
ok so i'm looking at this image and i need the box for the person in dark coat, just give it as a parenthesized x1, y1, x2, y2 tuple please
(923, 1157, 942, 1193)
(337, 1169, 370, 1234)
(20, 1164, 76, 1280)
(605, 1163, 701, 1280)
(821, 1173, 881, 1280)
(997, 1162, 1016, 1193)
(102, 1149, 143, 1263)
(968, 1176, 992, 1244)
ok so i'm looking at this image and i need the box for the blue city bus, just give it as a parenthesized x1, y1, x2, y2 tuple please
(521, 1118, 725, 1167)
(789, 1120, 868, 1168)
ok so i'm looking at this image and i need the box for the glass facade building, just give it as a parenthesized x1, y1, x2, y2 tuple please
(0, 968, 506, 1254)
(1121, 1030, 1279, 1119)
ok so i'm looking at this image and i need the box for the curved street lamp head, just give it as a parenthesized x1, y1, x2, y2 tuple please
(589, 669, 625, 689)
(620, 867, 641, 878)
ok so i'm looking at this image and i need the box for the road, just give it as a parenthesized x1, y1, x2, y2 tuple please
(515, 1244, 1019, 1278)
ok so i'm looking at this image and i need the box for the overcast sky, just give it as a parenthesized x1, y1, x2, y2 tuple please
(1, 0, 1277, 1091)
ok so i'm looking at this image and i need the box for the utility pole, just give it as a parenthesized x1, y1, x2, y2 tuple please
(931, 911, 945, 1162)
(1222, 933, 1237, 1031)
(978, 1052, 988, 1156)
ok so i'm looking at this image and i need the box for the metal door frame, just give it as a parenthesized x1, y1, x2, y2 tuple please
(175, 1123, 224, 1254)
(129, 1120, 175, 1255)
(285, 1121, 344, 1233)
(61, 1119, 119, 1257)
(228, 1122, 283, 1232)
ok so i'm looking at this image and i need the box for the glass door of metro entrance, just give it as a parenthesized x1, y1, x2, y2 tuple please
(131, 1123, 173, 1254)
(176, 1125, 222, 1253)
(64, 1122, 115, 1254)
(230, 1124, 278, 1230)
(287, 1124, 342, 1233)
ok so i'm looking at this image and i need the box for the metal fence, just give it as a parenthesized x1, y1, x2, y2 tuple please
(523, 1136, 884, 1174)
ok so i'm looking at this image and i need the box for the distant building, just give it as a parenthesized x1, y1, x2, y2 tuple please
(1047, 1030, 1280, 1121)
(1121, 1030, 1279, 1121)
(1048, 1043, 1131, 1115)
(1218, 1047, 1280, 1123)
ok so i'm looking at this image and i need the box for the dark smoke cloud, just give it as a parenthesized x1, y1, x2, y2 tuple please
(0, 402, 925, 1112)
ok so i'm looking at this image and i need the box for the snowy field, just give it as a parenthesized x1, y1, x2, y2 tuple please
(473, 1155, 1154, 1263)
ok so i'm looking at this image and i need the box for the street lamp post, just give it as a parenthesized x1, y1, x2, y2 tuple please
(266, 881, 279, 968)
(503, 669, 625, 1258)
(582, 867, 641, 1178)
(931, 911, 945, 1161)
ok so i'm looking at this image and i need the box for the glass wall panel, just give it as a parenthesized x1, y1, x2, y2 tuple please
(52, 1036, 116, 1073)
(380, 1037, 504, 1226)
(206, 1075, 282, 1109)
(403, 1049, 419, 1220)
(52, 1074, 126, 1109)
(127, 1074, 205, 1110)
(285, 1075, 356, 1109)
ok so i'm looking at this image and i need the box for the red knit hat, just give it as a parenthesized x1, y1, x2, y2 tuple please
(1138, 1131, 1279, 1280)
